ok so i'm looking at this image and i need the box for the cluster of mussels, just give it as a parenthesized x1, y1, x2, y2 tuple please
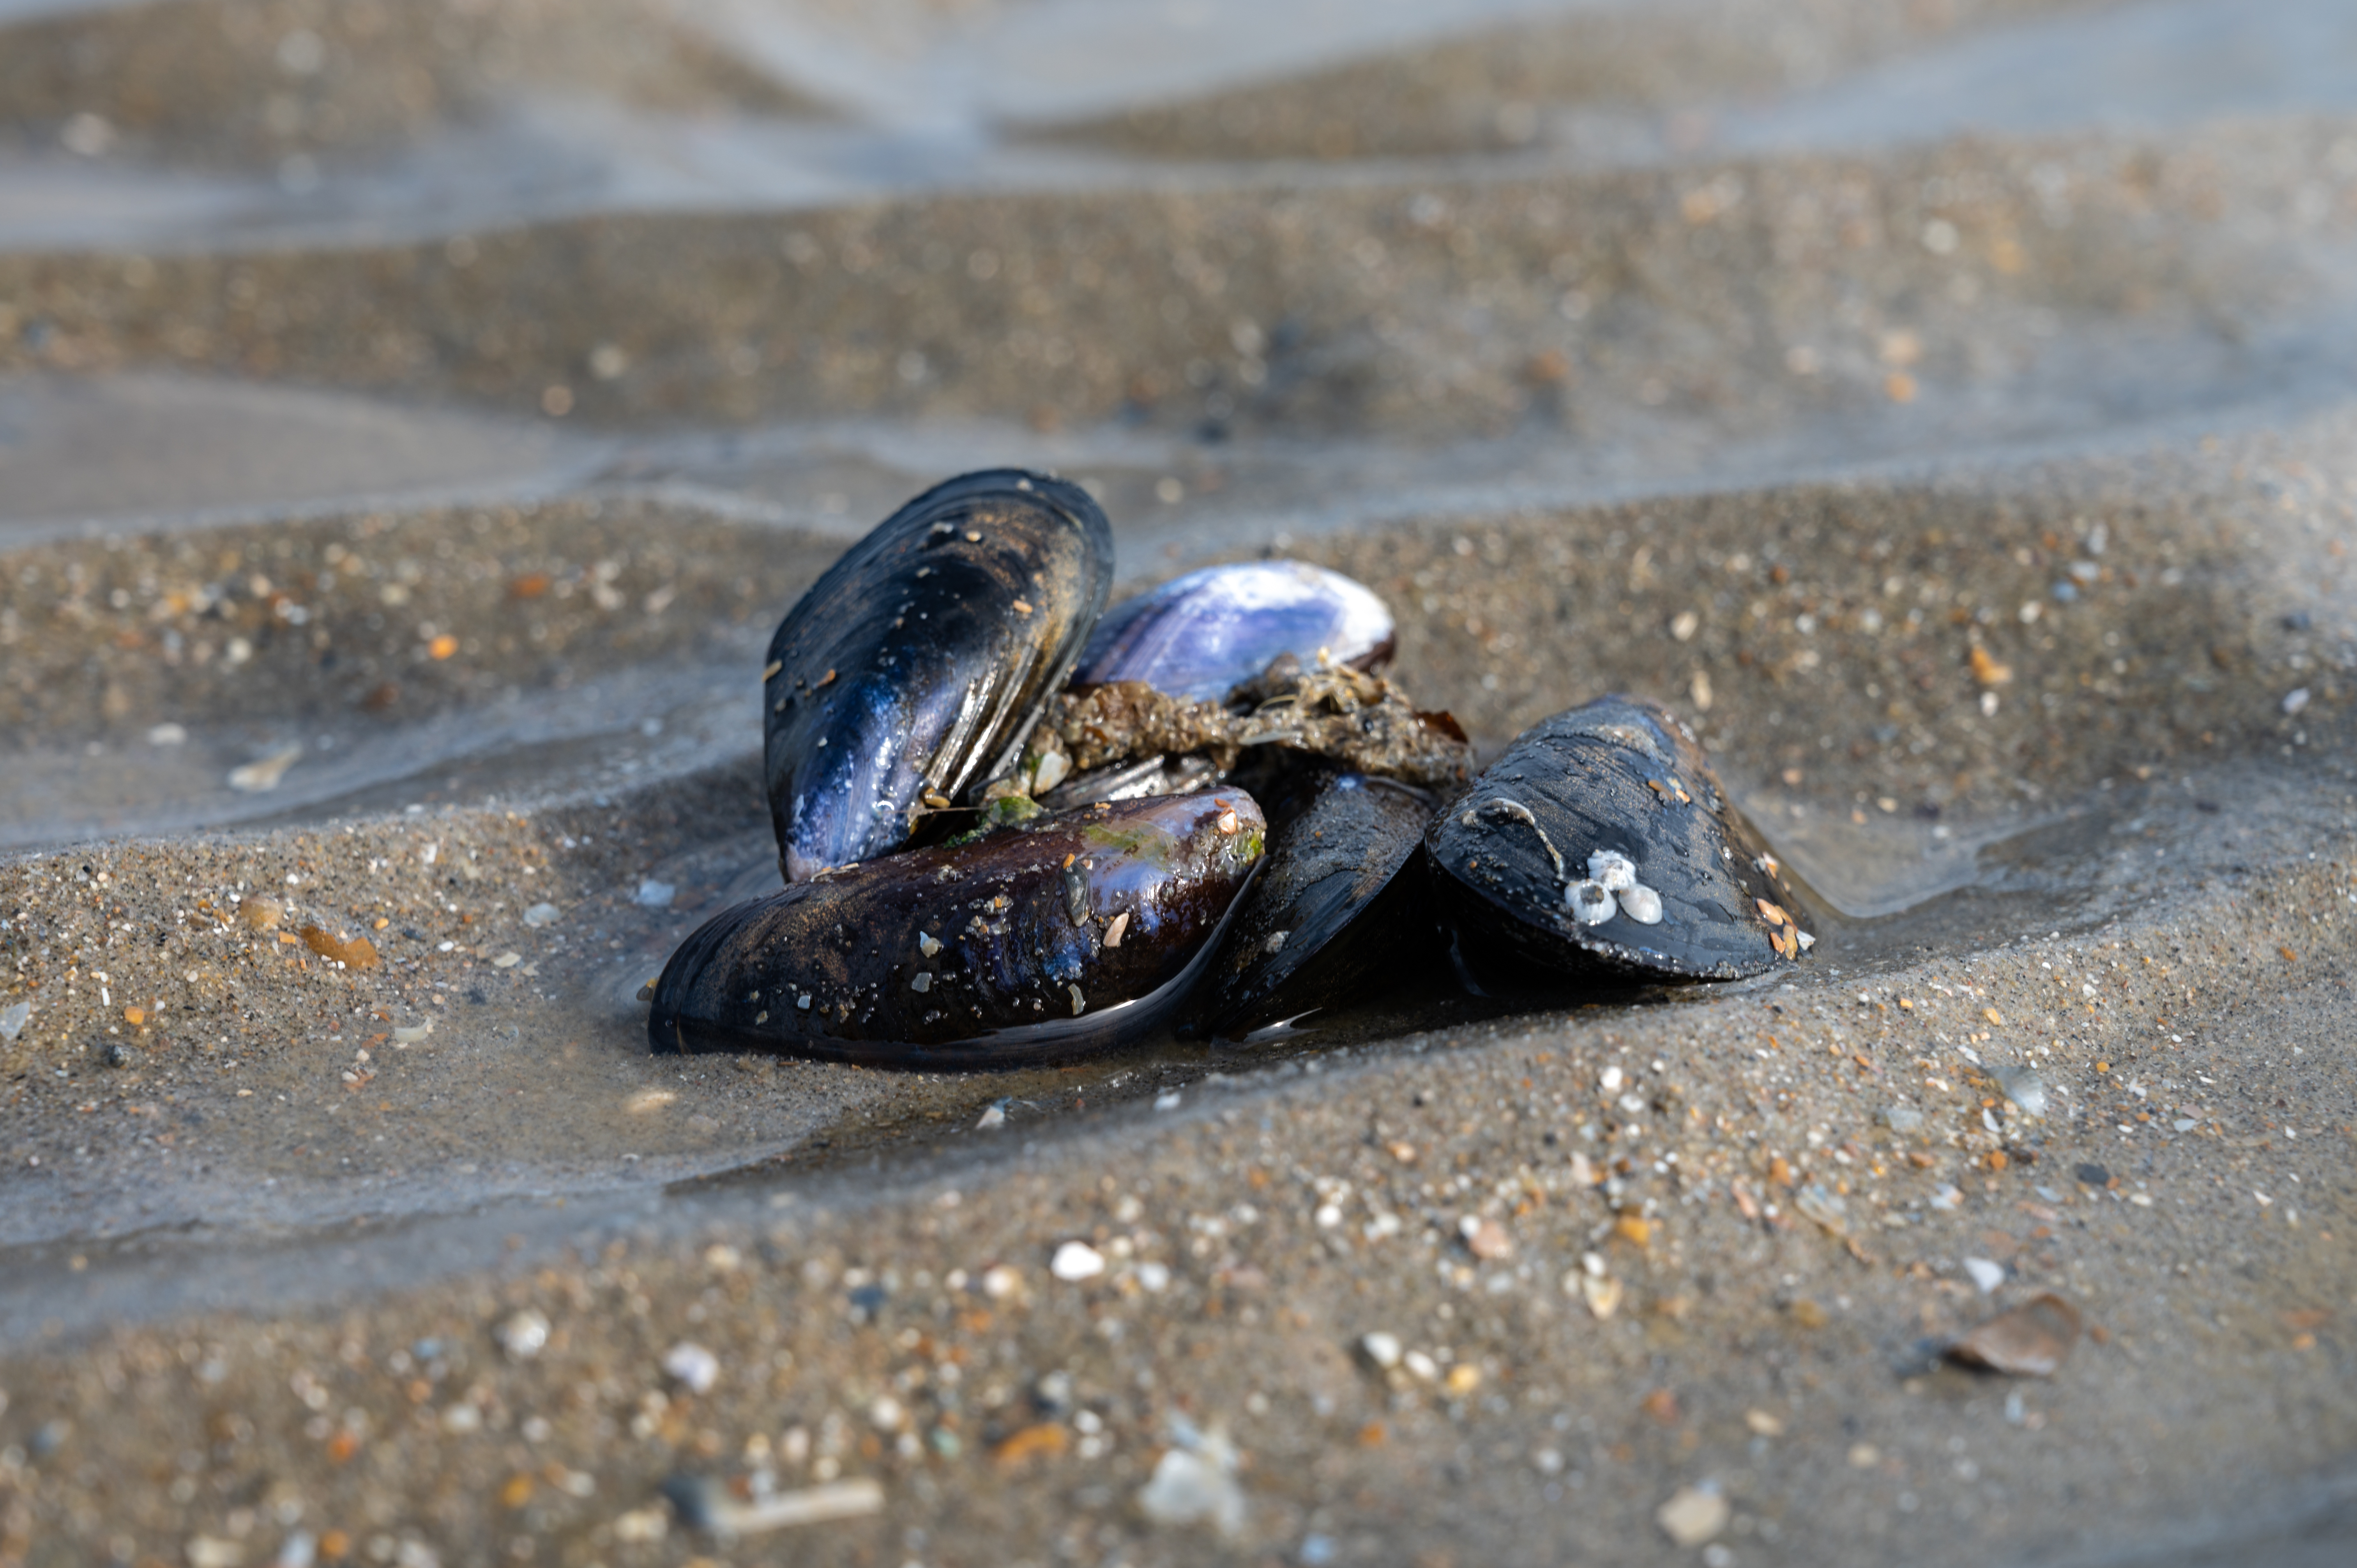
(646, 470, 1811, 1067)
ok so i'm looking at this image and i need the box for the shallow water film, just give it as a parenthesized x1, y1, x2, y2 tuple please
(4, 2, 2357, 1565)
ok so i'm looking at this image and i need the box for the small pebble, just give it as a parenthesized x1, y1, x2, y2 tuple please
(1963, 1257, 2007, 1293)
(1656, 1483, 1729, 1547)
(1881, 1104, 1924, 1134)
(1460, 1215, 1513, 1259)
(497, 1309, 550, 1360)
(522, 902, 560, 926)
(636, 879, 677, 908)
(1050, 1241, 1106, 1281)
(1358, 1331, 1403, 1370)
(663, 1341, 720, 1394)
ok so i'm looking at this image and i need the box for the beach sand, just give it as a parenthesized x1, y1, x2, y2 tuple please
(2, 2, 2354, 1564)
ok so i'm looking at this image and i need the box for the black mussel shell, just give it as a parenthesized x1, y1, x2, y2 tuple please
(764, 470, 1111, 881)
(1071, 560, 1395, 701)
(648, 792, 1266, 1066)
(1426, 696, 1808, 985)
(1197, 768, 1435, 1037)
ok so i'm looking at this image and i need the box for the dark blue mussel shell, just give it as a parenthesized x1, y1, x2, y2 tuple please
(1426, 696, 1809, 985)
(1196, 768, 1435, 1037)
(648, 793, 1265, 1066)
(764, 470, 1111, 881)
(1071, 560, 1395, 701)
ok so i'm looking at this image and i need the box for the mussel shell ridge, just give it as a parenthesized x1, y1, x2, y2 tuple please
(648, 793, 1266, 1066)
(1426, 696, 1805, 984)
(1200, 769, 1435, 1037)
(764, 470, 1111, 881)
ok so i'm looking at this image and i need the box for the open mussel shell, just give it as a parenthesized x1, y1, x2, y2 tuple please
(1197, 768, 1435, 1038)
(1426, 696, 1807, 985)
(764, 469, 1111, 881)
(1072, 560, 1395, 701)
(647, 792, 1266, 1067)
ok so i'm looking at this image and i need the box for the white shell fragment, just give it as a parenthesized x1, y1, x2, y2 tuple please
(1586, 850, 1637, 891)
(1565, 880, 1617, 925)
(665, 1475, 884, 1538)
(1050, 1241, 1105, 1280)
(227, 745, 303, 793)
(1136, 1433, 1247, 1538)
(497, 1309, 551, 1361)
(1618, 884, 1664, 924)
(1996, 1066, 2048, 1118)
(661, 1341, 720, 1395)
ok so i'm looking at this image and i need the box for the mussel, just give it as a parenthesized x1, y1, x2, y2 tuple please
(1426, 696, 1808, 985)
(1198, 768, 1436, 1037)
(646, 466, 1812, 1072)
(763, 470, 1110, 881)
(1072, 560, 1395, 700)
(649, 792, 1266, 1065)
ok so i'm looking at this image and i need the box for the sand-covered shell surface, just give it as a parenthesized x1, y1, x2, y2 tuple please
(1426, 696, 1808, 985)
(648, 792, 1265, 1065)
(763, 469, 1111, 881)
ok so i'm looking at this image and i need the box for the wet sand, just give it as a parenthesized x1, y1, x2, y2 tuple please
(3, 2, 2355, 1565)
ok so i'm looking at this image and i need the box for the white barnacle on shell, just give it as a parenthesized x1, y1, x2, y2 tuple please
(1565, 879, 1617, 925)
(1586, 850, 1637, 892)
(1618, 883, 1664, 924)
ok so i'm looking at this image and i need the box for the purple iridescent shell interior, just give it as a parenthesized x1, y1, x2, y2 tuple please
(1071, 560, 1395, 701)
